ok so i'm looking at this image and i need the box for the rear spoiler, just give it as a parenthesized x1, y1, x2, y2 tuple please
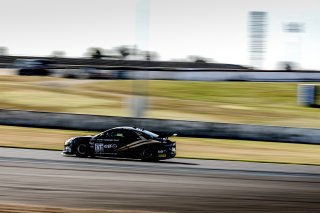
(158, 133, 177, 138)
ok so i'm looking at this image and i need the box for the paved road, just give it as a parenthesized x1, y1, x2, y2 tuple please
(0, 148, 319, 213)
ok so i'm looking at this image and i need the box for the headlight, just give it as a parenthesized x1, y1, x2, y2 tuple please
(64, 138, 73, 145)
(64, 146, 72, 153)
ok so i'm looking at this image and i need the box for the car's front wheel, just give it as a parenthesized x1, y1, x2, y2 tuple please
(75, 143, 89, 157)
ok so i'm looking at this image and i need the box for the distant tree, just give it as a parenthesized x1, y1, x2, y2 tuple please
(113, 45, 148, 60)
(187, 55, 213, 63)
(102, 48, 117, 58)
(51, 50, 66, 58)
(84, 46, 160, 61)
(146, 52, 151, 61)
(142, 51, 159, 61)
(85, 47, 104, 59)
(93, 49, 102, 59)
(194, 58, 207, 63)
(285, 64, 292, 71)
(0, 46, 8, 55)
(115, 46, 131, 59)
(277, 61, 299, 70)
(85, 47, 129, 59)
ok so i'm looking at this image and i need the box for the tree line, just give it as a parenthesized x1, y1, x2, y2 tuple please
(0, 45, 213, 63)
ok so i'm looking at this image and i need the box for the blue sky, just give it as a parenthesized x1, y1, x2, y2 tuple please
(0, 0, 319, 69)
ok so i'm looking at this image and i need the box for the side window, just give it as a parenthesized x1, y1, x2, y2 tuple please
(114, 130, 125, 140)
(123, 130, 140, 143)
(142, 133, 152, 139)
(136, 131, 151, 139)
(98, 130, 114, 139)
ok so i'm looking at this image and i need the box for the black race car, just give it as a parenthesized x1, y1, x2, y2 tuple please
(62, 127, 176, 161)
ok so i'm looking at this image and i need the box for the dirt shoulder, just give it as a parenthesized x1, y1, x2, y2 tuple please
(0, 203, 162, 213)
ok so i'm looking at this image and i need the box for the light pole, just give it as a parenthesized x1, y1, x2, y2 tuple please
(283, 22, 304, 69)
(135, 0, 150, 51)
(130, 0, 150, 118)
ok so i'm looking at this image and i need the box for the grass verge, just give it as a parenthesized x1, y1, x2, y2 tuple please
(0, 125, 319, 165)
(1, 76, 320, 128)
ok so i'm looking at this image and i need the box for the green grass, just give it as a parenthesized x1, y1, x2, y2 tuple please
(1, 75, 320, 128)
(0, 125, 319, 165)
(1, 76, 319, 165)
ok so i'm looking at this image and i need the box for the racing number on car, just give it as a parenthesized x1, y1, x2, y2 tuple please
(95, 143, 118, 154)
(95, 143, 104, 154)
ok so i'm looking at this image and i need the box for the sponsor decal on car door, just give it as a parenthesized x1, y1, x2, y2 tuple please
(94, 130, 119, 154)
(95, 142, 118, 154)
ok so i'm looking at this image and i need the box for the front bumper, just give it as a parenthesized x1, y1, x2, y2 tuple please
(158, 145, 176, 159)
(62, 145, 73, 155)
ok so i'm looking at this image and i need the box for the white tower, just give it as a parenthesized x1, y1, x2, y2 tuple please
(249, 11, 268, 69)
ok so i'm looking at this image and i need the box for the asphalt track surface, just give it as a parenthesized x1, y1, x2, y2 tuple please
(0, 148, 319, 213)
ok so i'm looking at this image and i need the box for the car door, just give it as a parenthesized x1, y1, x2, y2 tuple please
(115, 130, 144, 154)
(111, 129, 141, 152)
(93, 129, 120, 155)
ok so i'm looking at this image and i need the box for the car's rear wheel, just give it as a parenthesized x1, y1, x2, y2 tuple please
(140, 147, 157, 161)
(75, 143, 89, 157)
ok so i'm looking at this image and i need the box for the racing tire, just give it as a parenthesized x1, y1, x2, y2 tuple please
(140, 147, 157, 162)
(75, 142, 89, 158)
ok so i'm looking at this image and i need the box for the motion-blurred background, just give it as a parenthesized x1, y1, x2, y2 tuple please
(0, 1, 320, 212)
(0, 0, 320, 162)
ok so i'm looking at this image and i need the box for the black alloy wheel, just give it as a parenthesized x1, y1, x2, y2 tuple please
(75, 143, 89, 157)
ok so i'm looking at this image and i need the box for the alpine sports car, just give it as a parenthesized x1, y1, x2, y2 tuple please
(62, 127, 176, 161)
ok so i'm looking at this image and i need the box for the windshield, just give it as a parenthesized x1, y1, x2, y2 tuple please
(142, 130, 159, 138)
